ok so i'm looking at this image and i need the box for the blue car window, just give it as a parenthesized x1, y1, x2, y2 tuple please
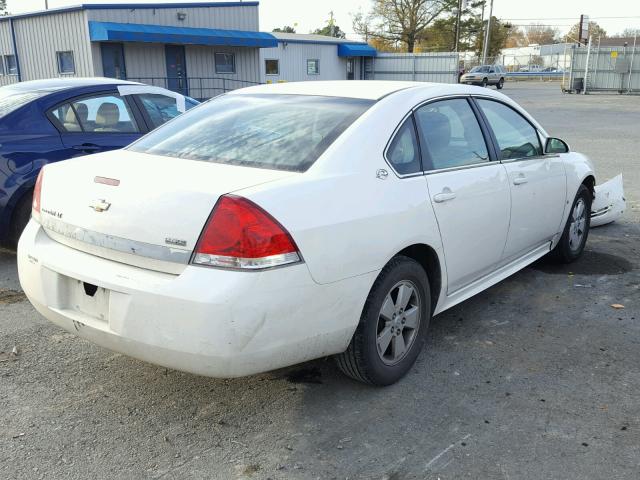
(71, 94, 139, 133)
(137, 93, 180, 129)
(51, 104, 82, 132)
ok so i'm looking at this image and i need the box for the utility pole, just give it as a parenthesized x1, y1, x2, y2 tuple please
(481, 0, 493, 64)
(454, 0, 462, 52)
(583, 34, 592, 95)
(45, 0, 49, 9)
(329, 10, 335, 38)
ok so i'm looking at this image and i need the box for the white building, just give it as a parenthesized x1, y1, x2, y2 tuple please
(0, 2, 379, 97)
(259, 33, 377, 83)
(500, 43, 572, 70)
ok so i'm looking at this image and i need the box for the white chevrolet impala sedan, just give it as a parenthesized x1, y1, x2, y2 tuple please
(18, 81, 595, 385)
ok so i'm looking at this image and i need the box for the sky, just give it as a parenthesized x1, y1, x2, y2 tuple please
(7, 0, 640, 41)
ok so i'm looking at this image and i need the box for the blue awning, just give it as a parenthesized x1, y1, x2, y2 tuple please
(337, 43, 377, 57)
(88, 21, 278, 48)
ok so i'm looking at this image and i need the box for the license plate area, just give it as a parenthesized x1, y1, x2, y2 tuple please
(61, 276, 110, 322)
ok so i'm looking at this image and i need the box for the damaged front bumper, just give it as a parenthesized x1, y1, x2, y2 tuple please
(591, 174, 626, 227)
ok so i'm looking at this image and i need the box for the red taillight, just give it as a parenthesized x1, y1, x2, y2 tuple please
(32, 169, 44, 221)
(193, 195, 301, 269)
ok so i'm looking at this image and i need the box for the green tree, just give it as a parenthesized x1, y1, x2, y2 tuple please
(0, 0, 8, 16)
(474, 17, 513, 59)
(313, 12, 346, 38)
(353, 0, 455, 53)
(272, 26, 296, 33)
(418, 1, 490, 53)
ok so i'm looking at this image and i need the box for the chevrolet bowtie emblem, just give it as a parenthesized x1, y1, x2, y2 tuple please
(89, 199, 111, 212)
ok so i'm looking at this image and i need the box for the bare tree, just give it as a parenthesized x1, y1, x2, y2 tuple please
(523, 24, 559, 45)
(353, 0, 453, 53)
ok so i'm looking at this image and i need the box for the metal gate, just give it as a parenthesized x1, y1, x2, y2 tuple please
(566, 45, 640, 94)
(364, 52, 459, 84)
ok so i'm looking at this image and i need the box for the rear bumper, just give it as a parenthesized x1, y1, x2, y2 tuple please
(17, 220, 376, 377)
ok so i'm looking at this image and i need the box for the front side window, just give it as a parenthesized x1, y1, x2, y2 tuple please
(414, 98, 489, 171)
(265, 59, 279, 75)
(386, 118, 421, 175)
(215, 53, 235, 74)
(52, 94, 138, 133)
(477, 99, 542, 160)
(5, 55, 17, 75)
(56, 51, 75, 74)
(128, 94, 373, 172)
(307, 59, 319, 75)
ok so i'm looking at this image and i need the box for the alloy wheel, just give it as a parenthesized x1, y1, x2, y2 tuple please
(376, 280, 421, 365)
(568, 198, 587, 252)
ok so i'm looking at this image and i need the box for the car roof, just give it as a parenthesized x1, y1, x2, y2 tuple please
(230, 80, 442, 100)
(230, 80, 516, 101)
(2, 77, 141, 93)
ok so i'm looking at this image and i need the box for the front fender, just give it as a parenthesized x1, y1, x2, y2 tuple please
(560, 152, 596, 232)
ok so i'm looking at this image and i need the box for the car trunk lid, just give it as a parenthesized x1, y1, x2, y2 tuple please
(39, 150, 296, 273)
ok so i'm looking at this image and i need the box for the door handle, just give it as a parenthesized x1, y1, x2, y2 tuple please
(513, 175, 528, 185)
(433, 188, 456, 203)
(73, 144, 100, 152)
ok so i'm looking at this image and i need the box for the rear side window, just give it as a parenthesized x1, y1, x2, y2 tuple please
(477, 99, 542, 159)
(414, 98, 488, 171)
(128, 94, 373, 172)
(386, 118, 421, 175)
(51, 103, 82, 132)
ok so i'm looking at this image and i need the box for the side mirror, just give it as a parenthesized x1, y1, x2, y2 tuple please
(545, 137, 569, 154)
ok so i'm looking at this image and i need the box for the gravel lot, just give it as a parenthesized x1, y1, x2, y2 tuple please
(1, 82, 639, 479)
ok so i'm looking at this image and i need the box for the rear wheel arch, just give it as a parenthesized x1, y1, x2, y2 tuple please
(7, 187, 34, 248)
(395, 244, 442, 315)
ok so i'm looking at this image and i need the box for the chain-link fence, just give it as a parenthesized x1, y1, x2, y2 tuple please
(462, 53, 568, 81)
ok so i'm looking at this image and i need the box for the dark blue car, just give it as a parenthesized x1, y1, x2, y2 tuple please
(0, 78, 198, 247)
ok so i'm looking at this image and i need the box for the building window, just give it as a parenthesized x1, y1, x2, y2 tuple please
(56, 51, 75, 74)
(215, 52, 235, 74)
(265, 59, 279, 76)
(307, 59, 319, 75)
(5, 55, 17, 75)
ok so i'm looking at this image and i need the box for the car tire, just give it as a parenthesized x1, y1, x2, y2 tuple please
(551, 184, 592, 263)
(335, 255, 431, 386)
(481, 78, 488, 87)
(7, 191, 33, 249)
(497, 78, 504, 89)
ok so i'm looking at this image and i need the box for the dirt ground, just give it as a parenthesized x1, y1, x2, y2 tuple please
(1, 82, 639, 479)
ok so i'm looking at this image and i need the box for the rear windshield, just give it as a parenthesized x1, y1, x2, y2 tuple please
(0, 90, 48, 118)
(128, 94, 374, 172)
